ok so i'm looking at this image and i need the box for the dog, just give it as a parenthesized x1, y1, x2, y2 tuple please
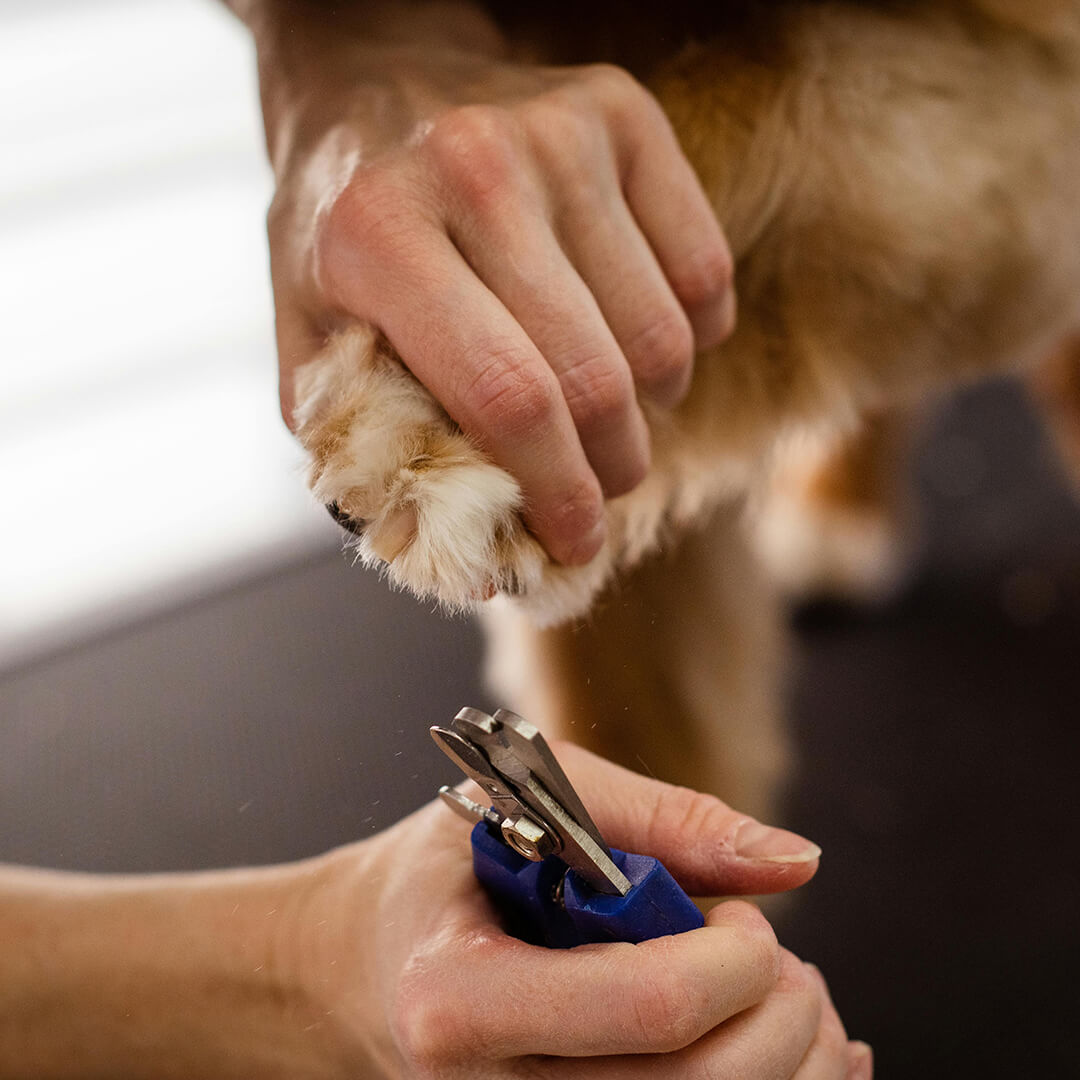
(292, 0, 1080, 820)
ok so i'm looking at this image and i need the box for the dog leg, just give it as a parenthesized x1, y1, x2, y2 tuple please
(483, 503, 791, 824)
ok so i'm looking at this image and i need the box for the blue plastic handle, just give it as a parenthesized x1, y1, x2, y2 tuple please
(469, 821, 704, 948)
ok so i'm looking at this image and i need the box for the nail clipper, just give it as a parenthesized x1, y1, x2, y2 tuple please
(431, 706, 704, 947)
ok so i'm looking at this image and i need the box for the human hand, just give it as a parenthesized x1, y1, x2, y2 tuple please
(0, 745, 865, 1078)
(297, 743, 871, 1078)
(266, 42, 735, 567)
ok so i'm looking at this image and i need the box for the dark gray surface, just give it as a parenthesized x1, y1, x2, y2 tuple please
(1, 378, 1078, 1077)
(0, 555, 488, 872)
(782, 575, 1080, 1076)
(778, 380, 1080, 1077)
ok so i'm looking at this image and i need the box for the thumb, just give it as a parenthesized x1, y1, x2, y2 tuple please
(554, 741, 821, 897)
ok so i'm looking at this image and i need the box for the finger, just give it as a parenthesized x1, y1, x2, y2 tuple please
(552, 948, 822, 1079)
(268, 202, 332, 429)
(406, 900, 780, 1062)
(268, 178, 352, 429)
(273, 302, 324, 428)
(318, 182, 605, 566)
(790, 964, 852, 1079)
(602, 71, 736, 348)
(446, 183, 651, 498)
(553, 742, 822, 896)
(847, 1041, 875, 1079)
(556, 186, 696, 409)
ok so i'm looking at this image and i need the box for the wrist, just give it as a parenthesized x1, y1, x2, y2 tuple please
(239, 1, 507, 175)
(294, 832, 403, 1078)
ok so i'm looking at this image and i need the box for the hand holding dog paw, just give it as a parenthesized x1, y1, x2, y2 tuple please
(297, 744, 868, 1079)
(255, 4, 735, 567)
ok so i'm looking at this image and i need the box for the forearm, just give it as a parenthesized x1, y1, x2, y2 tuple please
(0, 859, 352, 1079)
(221, 0, 508, 174)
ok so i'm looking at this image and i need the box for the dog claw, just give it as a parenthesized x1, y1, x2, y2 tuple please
(326, 501, 366, 536)
(370, 505, 418, 563)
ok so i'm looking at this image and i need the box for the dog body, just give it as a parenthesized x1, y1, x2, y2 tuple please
(296, 0, 1080, 813)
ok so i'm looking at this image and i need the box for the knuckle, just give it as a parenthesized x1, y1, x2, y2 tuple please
(778, 950, 821, 1015)
(643, 786, 742, 867)
(324, 170, 388, 246)
(777, 948, 808, 989)
(641, 784, 694, 858)
(722, 901, 783, 981)
(628, 964, 702, 1052)
(423, 105, 519, 208)
(521, 93, 596, 160)
(583, 62, 646, 106)
(583, 62, 667, 130)
(563, 356, 635, 433)
(391, 972, 468, 1073)
(316, 168, 417, 291)
(672, 789, 727, 841)
(629, 308, 694, 397)
(426, 105, 515, 160)
(464, 356, 558, 439)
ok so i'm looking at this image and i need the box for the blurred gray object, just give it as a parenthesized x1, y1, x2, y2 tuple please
(0, 555, 487, 871)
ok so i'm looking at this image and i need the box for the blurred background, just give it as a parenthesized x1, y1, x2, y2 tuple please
(1, 1, 1077, 1075)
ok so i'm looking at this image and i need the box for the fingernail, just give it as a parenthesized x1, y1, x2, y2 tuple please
(733, 819, 822, 863)
(847, 1041, 873, 1080)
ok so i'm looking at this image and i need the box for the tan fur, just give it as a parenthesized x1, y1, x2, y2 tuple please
(294, 0, 1080, 805)
(484, 504, 791, 822)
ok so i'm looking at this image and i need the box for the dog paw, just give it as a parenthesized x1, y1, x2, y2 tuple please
(293, 325, 611, 620)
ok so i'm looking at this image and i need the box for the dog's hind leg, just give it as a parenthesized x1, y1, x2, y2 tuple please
(482, 503, 791, 824)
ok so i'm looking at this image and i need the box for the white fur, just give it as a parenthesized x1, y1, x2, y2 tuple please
(294, 327, 608, 619)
